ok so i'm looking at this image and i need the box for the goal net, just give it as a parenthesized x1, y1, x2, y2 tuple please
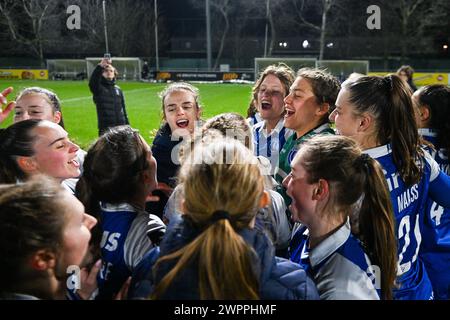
(315, 60, 369, 82)
(254, 57, 317, 80)
(254, 58, 369, 83)
(86, 57, 142, 81)
(47, 59, 87, 80)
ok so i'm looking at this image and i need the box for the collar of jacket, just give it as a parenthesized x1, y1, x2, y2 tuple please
(158, 216, 275, 283)
(101, 76, 116, 86)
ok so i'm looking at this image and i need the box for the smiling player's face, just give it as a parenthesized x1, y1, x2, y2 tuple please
(28, 121, 80, 181)
(256, 74, 286, 122)
(14, 94, 61, 124)
(164, 90, 201, 136)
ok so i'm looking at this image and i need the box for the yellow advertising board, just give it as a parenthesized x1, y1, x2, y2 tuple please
(368, 72, 449, 86)
(0, 69, 49, 80)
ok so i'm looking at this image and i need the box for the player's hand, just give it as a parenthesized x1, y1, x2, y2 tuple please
(0, 87, 16, 123)
(145, 182, 174, 202)
(146, 191, 160, 202)
(100, 58, 111, 67)
(77, 259, 102, 300)
(114, 277, 131, 300)
(156, 182, 174, 197)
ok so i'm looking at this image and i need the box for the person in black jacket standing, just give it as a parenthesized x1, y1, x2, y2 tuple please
(89, 58, 129, 136)
(396, 65, 418, 93)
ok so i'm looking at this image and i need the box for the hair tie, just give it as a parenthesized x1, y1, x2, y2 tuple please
(357, 153, 372, 175)
(359, 153, 371, 163)
(383, 76, 394, 91)
(211, 210, 231, 223)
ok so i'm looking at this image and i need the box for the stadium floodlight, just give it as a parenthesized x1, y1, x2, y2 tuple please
(102, 1, 109, 54)
(154, 0, 159, 71)
(206, 0, 212, 70)
(264, 0, 270, 57)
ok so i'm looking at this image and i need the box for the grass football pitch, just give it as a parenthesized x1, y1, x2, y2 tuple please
(1, 80, 253, 149)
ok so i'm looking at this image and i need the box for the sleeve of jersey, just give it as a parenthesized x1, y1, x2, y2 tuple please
(88, 65, 103, 94)
(428, 171, 450, 208)
(127, 246, 161, 299)
(424, 150, 450, 207)
(268, 190, 291, 250)
(123, 214, 160, 270)
(121, 91, 130, 124)
(163, 185, 183, 223)
(424, 149, 441, 181)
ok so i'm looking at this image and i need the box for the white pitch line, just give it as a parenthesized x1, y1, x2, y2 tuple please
(61, 88, 151, 103)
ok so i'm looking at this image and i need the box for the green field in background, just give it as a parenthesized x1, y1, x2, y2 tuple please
(0, 80, 253, 149)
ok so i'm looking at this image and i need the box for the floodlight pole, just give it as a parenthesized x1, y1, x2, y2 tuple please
(206, 0, 212, 71)
(264, 0, 270, 57)
(154, 0, 160, 71)
(102, 0, 109, 54)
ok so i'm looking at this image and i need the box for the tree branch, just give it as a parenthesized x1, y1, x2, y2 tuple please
(291, 0, 321, 31)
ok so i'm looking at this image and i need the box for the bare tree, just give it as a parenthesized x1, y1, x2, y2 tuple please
(135, 1, 170, 58)
(374, 0, 447, 62)
(106, 0, 147, 56)
(59, 0, 169, 58)
(267, 0, 277, 56)
(391, 0, 427, 62)
(68, 0, 154, 56)
(228, 3, 262, 65)
(242, 0, 288, 57)
(417, 0, 450, 33)
(0, 0, 60, 65)
(190, 0, 234, 70)
(401, 0, 449, 57)
(318, 0, 334, 60)
(287, 0, 336, 60)
(56, 0, 104, 54)
(211, 0, 233, 70)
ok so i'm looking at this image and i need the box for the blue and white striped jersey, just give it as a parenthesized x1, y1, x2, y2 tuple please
(252, 119, 293, 175)
(419, 129, 449, 173)
(96, 203, 163, 299)
(247, 112, 263, 127)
